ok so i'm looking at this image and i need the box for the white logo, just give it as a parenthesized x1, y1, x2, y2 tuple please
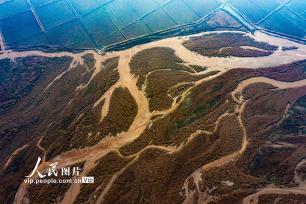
(24, 157, 93, 185)
(26, 157, 81, 178)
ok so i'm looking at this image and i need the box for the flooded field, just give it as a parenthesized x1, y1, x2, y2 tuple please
(0, 0, 304, 51)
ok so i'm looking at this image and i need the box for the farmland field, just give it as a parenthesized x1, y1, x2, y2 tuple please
(0, 0, 304, 51)
(9, 32, 49, 49)
(69, 0, 100, 16)
(287, 0, 305, 15)
(259, 11, 306, 38)
(0, 11, 41, 44)
(0, 0, 29, 20)
(104, 0, 139, 29)
(142, 8, 177, 32)
(163, 0, 200, 24)
(229, 0, 268, 23)
(127, 0, 159, 16)
(46, 19, 95, 48)
(184, 0, 221, 17)
(121, 20, 152, 39)
(278, 7, 306, 32)
(99, 31, 126, 47)
(81, 7, 118, 43)
(35, 0, 76, 30)
(250, 0, 280, 14)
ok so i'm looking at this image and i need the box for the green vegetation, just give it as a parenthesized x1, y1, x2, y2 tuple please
(146, 69, 206, 111)
(42, 57, 120, 158)
(189, 65, 208, 73)
(129, 47, 193, 88)
(0, 144, 44, 204)
(75, 152, 132, 203)
(258, 194, 306, 204)
(168, 83, 194, 99)
(99, 87, 138, 136)
(202, 164, 265, 204)
(183, 32, 278, 57)
(277, 95, 306, 135)
(0, 56, 72, 114)
(130, 47, 220, 111)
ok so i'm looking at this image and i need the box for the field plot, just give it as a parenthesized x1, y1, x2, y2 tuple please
(229, 0, 268, 23)
(184, 0, 221, 17)
(30, 0, 57, 7)
(0, 0, 305, 50)
(35, 0, 75, 30)
(96, 0, 114, 5)
(9, 32, 49, 48)
(46, 19, 94, 48)
(99, 31, 126, 47)
(259, 11, 306, 38)
(142, 8, 177, 32)
(104, 0, 139, 29)
(121, 20, 151, 39)
(278, 7, 306, 32)
(302, 11, 306, 19)
(287, 0, 305, 15)
(69, 0, 100, 16)
(127, 0, 159, 16)
(0, 11, 41, 44)
(251, 0, 280, 14)
(154, 0, 170, 5)
(163, 0, 200, 24)
(82, 7, 118, 43)
(0, 0, 29, 20)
